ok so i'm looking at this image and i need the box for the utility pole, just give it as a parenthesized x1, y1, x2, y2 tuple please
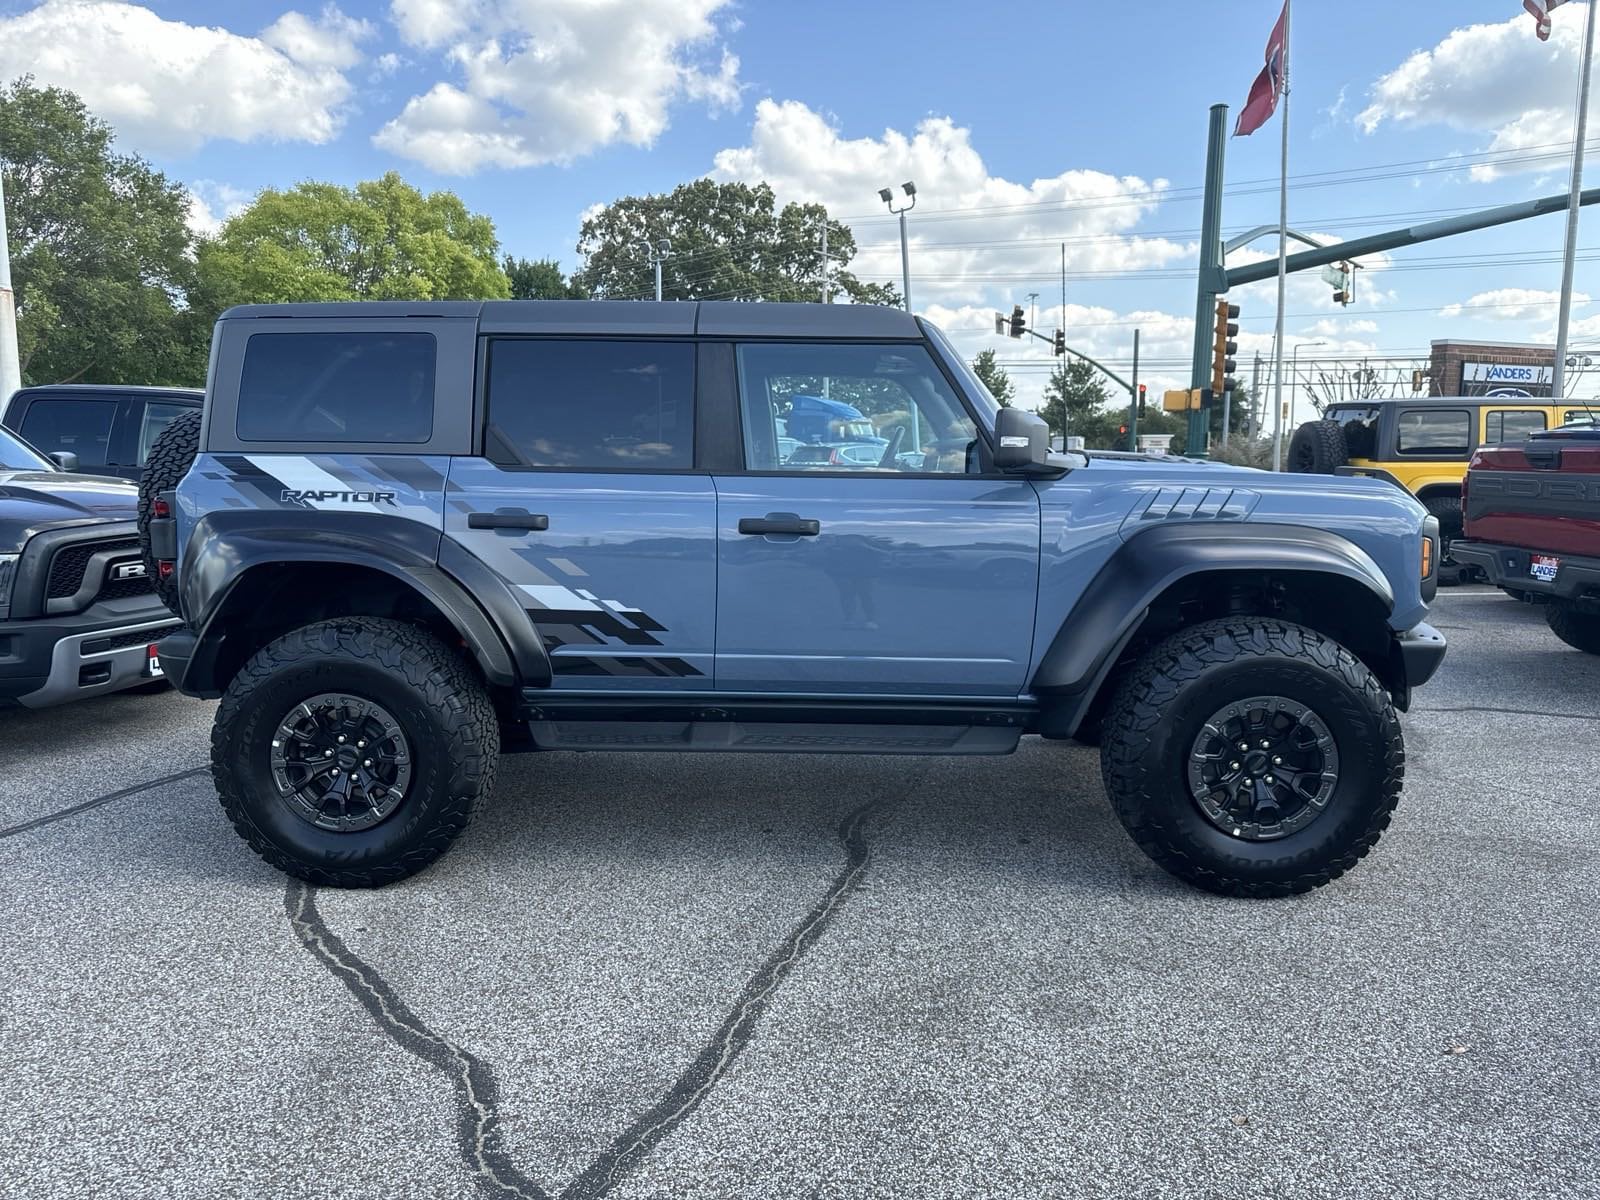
(1189, 104, 1230, 459)
(819, 223, 829, 303)
(1554, 0, 1598, 401)
(0, 152, 19, 405)
(1270, 0, 1294, 471)
(639, 239, 672, 301)
(1249, 352, 1263, 439)
(1060, 244, 1069, 438)
(1026, 292, 1039, 333)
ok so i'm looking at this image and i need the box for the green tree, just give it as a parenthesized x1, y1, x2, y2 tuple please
(573, 179, 899, 306)
(1038, 358, 1112, 439)
(196, 172, 510, 315)
(970, 348, 1015, 407)
(1, 76, 202, 386)
(503, 255, 586, 300)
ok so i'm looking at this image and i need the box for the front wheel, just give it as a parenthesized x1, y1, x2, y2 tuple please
(211, 618, 499, 887)
(1100, 618, 1403, 898)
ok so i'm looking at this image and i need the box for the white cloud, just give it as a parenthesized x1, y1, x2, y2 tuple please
(1358, 6, 1593, 179)
(708, 99, 1188, 306)
(1440, 287, 1585, 319)
(0, 1, 370, 153)
(372, 52, 405, 77)
(184, 180, 253, 238)
(375, 0, 741, 173)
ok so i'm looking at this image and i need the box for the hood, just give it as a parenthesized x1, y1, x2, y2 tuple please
(0, 470, 139, 551)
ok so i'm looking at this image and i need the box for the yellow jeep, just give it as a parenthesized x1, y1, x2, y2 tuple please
(1288, 398, 1594, 555)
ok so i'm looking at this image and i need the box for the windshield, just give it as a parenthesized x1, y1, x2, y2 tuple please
(920, 319, 1001, 425)
(0, 426, 52, 471)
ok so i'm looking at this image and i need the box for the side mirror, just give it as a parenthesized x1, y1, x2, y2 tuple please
(992, 407, 1053, 474)
(49, 451, 79, 472)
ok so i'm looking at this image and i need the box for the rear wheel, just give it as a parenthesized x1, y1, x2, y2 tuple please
(1424, 494, 1469, 586)
(1286, 420, 1349, 475)
(211, 618, 498, 886)
(1547, 601, 1600, 655)
(1099, 617, 1403, 898)
(137, 409, 201, 615)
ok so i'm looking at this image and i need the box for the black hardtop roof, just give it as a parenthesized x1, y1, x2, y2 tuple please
(1325, 396, 1573, 409)
(12, 383, 203, 400)
(216, 299, 924, 339)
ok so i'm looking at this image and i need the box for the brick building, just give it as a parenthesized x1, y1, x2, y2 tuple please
(1426, 339, 1555, 398)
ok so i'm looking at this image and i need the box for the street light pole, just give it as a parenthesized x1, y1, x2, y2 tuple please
(0, 153, 19, 404)
(1554, 0, 1598, 400)
(1290, 339, 1326, 426)
(879, 182, 917, 312)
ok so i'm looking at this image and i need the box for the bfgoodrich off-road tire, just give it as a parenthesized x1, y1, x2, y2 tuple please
(137, 408, 201, 615)
(1286, 420, 1349, 475)
(1099, 617, 1404, 898)
(212, 618, 499, 887)
(1547, 601, 1600, 655)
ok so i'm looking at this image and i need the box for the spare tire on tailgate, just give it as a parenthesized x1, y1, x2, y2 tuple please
(137, 409, 201, 616)
(1287, 419, 1349, 474)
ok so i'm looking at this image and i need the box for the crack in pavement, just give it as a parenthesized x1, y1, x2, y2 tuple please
(285, 795, 893, 1200)
(1413, 704, 1600, 723)
(0, 766, 209, 840)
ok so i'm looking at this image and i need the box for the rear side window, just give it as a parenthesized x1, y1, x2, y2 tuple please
(19, 398, 118, 466)
(236, 332, 435, 443)
(1396, 409, 1470, 457)
(1485, 410, 1546, 443)
(484, 339, 695, 470)
(138, 400, 193, 463)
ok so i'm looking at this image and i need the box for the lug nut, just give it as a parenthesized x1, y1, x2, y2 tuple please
(1230, 761, 1241, 770)
(337, 735, 346, 744)
(357, 740, 366, 749)
(331, 768, 340, 776)
(1272, 756, 1282, 765)
(1259, 740, 1270, 749)
(1266, 775, 1276, 785)
(363, 759, 372, 768)
(1238, 742, 1249, 752)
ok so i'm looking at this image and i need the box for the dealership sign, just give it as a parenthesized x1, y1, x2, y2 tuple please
(1464, 362, 1554, 385)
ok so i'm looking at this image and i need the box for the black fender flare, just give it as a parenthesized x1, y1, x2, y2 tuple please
(1031, 522, 1395, 734)
(176, 512, 550, 695)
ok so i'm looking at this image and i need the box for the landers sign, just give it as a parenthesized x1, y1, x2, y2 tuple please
(1463, 361, 1554, 398)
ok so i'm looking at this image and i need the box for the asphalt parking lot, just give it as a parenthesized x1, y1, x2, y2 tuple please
(3, 586, 1598, 1200)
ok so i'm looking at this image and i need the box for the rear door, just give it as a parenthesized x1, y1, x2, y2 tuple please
(445, 337, 716, 688)
(710, 339, 1041, 697)
(12, 392, 127, 476)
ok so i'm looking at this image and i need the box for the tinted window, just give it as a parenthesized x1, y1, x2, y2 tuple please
(486, 340, 694, 470)
(1397, 409, 1471, 457)
(237, 333, 435, 443)
(138, 400, 194, 463)
(1324, 406, 1380, 458)
(19, 398, 118, 466)
(0, 427, 51, 471)
(1485, 410, 1546, 443)
(737, 342, 979, 474)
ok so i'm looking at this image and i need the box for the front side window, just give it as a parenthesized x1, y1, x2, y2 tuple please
(485, 339, 694, 470)
(737, 342, 979, 474)
(1396, 409, 1471, 457)
(237, 332, 435, 443)
(1485, 410, 1546, 444)
(19, 398, 118, 466)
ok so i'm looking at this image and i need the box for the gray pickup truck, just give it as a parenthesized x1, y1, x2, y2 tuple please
(0, 426, 180, 707)
(141, 300, 1446, 897)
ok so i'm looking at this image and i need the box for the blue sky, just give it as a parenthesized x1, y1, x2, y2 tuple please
(4, 0, 1599, 414)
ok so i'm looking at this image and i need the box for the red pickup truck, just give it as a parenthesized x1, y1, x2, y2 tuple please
(1451, 420, 1600, 654)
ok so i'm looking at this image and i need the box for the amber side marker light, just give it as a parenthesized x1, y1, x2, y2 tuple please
(1421, 536, 1434, 579)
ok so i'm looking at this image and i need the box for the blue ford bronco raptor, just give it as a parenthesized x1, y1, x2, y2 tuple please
(140, 301, 1446, 897)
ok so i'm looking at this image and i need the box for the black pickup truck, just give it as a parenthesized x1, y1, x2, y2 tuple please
(0, 426, 180, 707)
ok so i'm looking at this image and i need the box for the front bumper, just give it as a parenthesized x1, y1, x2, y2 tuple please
(1393, 622, 1447, 700)
(1450, 539, 1600, 610)
(1, 598, 182, 708)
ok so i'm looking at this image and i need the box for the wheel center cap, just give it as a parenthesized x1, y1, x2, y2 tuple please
(1245, 750, 1271, 775)
(335, 746, 360, 769)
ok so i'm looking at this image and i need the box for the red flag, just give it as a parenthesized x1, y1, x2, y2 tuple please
(1235, 3, 1288, 137)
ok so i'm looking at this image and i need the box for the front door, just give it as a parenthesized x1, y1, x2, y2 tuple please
(445, 337, 716, 687)
(712, 340, 1041, 697)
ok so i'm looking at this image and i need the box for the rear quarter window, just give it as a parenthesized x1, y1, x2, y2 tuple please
(1396, 409, 1471, 457)
(236, 332, 436, 443)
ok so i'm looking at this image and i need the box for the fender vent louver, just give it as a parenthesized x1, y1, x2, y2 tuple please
(1135, 487, 1256, 522)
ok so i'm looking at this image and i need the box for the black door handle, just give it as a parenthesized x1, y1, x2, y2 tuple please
(738, 515, 820, 536)
(468, 511, 550, 531)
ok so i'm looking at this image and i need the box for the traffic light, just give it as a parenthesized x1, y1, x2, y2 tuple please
(1118, 424, 1129, 437)
(1053, 329, 1065, 356)
(1212, 299, 1240, 397)
(1333, 261, 1354, 306)
(1137, 384, 1147, 415)
(1009, 305, 1026, 338)
(1411, 368, 1425, 394)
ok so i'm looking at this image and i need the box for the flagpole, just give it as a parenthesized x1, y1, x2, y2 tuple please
(1271, 0, 1293, 471)
(1553, 0, 1597, 401)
